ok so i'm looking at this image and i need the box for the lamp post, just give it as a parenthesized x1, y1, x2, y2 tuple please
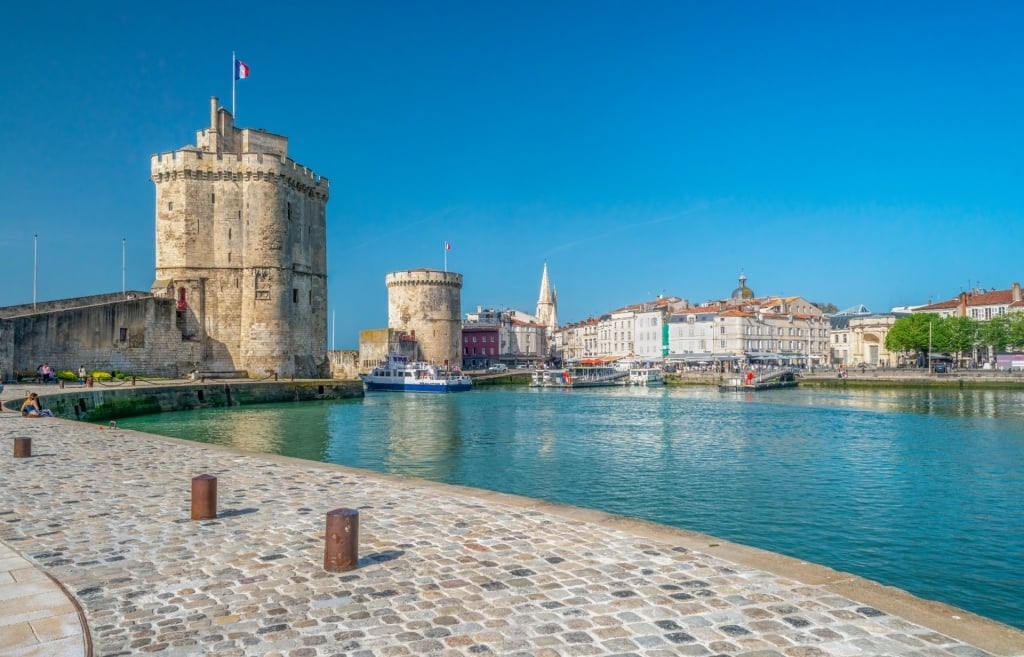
(33, 234, 37, 309)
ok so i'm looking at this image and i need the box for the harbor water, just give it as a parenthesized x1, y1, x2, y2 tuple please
(118, 385, 1024, 630)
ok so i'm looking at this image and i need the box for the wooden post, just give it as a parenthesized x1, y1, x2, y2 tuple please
(13, 437, 31, 458)
(324, 508, 359, 572)
(190, 474, 217, 520)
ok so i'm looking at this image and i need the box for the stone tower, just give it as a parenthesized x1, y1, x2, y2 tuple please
(535, 263, 558, 334)
(150, 97, 330, 377)
(385, 269, 463, 368)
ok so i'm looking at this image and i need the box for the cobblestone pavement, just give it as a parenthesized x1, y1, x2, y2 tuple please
(1, 412, 1023, 657)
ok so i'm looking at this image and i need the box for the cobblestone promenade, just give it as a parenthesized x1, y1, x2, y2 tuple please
(2, 403, 1023, 656)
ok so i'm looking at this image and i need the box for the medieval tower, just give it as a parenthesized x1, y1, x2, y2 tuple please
(150, 97, 330, 378)
(386, 269, 463, 368)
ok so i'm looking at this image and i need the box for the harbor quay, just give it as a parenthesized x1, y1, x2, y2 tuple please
(2, 393, 1024, 656)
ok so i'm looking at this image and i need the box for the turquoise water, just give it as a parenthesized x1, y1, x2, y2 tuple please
(118, 385, 1024, 630)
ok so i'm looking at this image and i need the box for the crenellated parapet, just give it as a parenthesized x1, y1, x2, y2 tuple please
(151, 150, 329, 199)
(386, 270, 463, 289)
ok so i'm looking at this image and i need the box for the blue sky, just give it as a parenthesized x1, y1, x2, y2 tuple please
(2, 1, 1022, 348)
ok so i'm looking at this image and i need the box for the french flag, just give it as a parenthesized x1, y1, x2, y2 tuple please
(235, 59, 250, 80)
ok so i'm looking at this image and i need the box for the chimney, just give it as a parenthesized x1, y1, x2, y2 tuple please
(959, 292, 968, 317)
(1013, 282, 1021, 303)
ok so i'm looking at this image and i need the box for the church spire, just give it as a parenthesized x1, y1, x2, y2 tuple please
(536, 263, 557, 332)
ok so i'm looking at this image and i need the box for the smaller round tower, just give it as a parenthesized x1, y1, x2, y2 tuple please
(386, 269, 463, 368)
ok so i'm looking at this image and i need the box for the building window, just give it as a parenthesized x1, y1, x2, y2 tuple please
(293, 289, 298, 303)
(211, 193, 215, 203)
(119, 328, 128, 342)
(168, 202, 173, 211)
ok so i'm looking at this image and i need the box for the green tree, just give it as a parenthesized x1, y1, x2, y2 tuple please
(1008, 313, 1024, 351)
(885, 313, 940, 359)
(980, 315, 1011, 353)
(812, 301, 839, 314)
(943, 316, 979, 360)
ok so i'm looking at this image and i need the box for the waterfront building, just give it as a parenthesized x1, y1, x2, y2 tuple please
(461, 322, 500, 370)
(151, 97, 329, 378)
(558, 317, 599, 363)
(914, 282, 1024, 320)
(666, 273, 830, 369)
(828, 307, 908, 368)
(462, 307, 547, 368)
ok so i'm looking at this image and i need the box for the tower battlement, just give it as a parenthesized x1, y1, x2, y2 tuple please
(151, 150, 329, 193)
(386, 270, 463, 289)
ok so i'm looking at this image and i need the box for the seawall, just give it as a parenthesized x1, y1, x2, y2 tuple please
(1, 380, 364, 421)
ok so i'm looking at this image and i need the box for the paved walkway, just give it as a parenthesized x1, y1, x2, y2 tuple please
(1, 385, 1023, 656)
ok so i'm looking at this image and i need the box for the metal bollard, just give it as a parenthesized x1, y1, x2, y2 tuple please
(324, 508, 359, 572)
(131, 376, 136, 386)
(59, 380, 65, 389)
(190, 474, 217, 520)
(13, 437, 31, 458)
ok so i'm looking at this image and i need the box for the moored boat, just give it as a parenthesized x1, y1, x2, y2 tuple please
(361, 355, 473, 393)
(718, 369, 798, 392)
(628, 367, 666, 386)
(530, 365, 628, 388)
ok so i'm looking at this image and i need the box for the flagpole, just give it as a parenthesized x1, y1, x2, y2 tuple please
(232, 51, 236, 117)
(444, 242, 447, 272)
(33, 234, 37, 309)
(122, 238, 126, 298)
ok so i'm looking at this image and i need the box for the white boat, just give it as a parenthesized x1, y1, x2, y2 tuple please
(530, 366, 628, 388)
(628, 367, 665, 386)
(361, 355, 473, 393)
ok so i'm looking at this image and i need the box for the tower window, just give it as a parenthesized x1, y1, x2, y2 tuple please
(293, 289, 298, 303)
(119, 328, 128, 342)
(211, 193, 215, 203)
(168, 202, 173, 211)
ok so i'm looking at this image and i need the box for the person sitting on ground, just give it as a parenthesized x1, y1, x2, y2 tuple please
(21, 393, 54, 417)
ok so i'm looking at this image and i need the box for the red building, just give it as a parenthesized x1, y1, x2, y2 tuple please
(461, 324, 500, 370)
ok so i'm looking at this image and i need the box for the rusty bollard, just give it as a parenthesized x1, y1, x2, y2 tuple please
(13, 437, 31, 458)
(86, 376, 94, 388)
(59, 380, 65, 389)
(324, 508, 359, 572)
(131, 376, 137, 386)
(190, 474, 217, 520)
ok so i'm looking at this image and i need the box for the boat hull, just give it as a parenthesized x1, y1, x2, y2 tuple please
(364, 380, 472, 393)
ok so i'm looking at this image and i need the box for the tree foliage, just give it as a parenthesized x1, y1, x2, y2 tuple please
(943, 316, 979, 357)
(885, 313, 939, 355)
(813, 301, 839, 314)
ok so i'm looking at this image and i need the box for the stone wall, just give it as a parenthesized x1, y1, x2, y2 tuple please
(3, 297, 195, 378)
(0, 291, 153, 319)
(3, 380, 363, 421)
(327, 350, 360, 380)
